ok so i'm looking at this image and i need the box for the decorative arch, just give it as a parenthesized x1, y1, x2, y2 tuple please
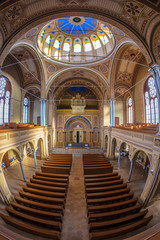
(64, 116, 92, 129)
(46, 67, 109, 98)
(37, 137, 45, 159)
(0, 147, 21, 163)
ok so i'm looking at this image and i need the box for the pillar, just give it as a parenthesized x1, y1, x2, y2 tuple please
(117, 150, 121, 170)
(150, 65, 160, 135)
(40, 99, 46, 126)
(32, 150, 38, 169)
(0, 166, 13, 204)
(128, 159, 134, 183)
(110, 99, 115, 127)
(18, 159, 26, 182)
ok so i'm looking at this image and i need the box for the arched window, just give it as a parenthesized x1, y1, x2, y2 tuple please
(144, 77, 158, 124)
(23, 97, 29, 123)
(128, 97, 132, 123)
(0, 76, 11, 125)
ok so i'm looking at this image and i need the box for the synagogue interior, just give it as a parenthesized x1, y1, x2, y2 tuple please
(0, 0, 160, 239)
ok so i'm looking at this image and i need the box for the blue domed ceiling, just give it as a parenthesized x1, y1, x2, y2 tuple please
(57, 17, 97, 35)
(37, 16, 115, 64)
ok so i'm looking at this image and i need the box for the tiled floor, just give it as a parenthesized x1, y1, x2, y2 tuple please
(0, 153, 160, 240)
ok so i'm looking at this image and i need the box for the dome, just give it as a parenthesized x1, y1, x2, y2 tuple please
(37, 16, 115, 64)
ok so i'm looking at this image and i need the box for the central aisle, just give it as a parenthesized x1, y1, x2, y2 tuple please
(61, 153, 89, 240)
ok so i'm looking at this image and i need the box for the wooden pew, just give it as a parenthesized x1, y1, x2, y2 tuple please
(19, 191, 64, 205)
(87, 192, 134, 206)
(89, 209, 148, 231)
(89, 216, 152, 240)
(84, 166, 113, 175)
(86, 183, 127, 193)
(85, 175, 121, 183)
(33, 175, 68, 183)
(85, 172, 118, 179)
(30, 178, 68, 188)
(26, 182, 66, 193)
(10, 202, 62, 221)
(14, 196, 63, 213)
(6, 207, 62, 231)
(41, 166, 70, 175)
(35, 171, 69, 179)
(0, 213, 60, 240)
(88, 198, 138, 213)
(85, 179, 123, 188)
(88, 204, 143, 222)
(23, 186, 65, 198)
(86, 188, 131, 199)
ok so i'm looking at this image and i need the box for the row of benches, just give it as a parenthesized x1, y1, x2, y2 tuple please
(83, 154, 152, 240)
(41, 153, 72, 175)
(0, 153, 72, 239)
(83, 154, 113, 175)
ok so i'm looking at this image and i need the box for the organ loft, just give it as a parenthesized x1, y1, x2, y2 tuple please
(0, 0, 160, 240)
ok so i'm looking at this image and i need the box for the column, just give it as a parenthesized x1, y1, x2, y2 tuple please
(0, 167, 13, 204)
(150, 65, 160, 135)
(117, 150, 121, 170)
(18, 159, 26, 182)
(110, 99, 115, 127)
(32, 150, 38, 169)
(40, 99, 46, 126)
(128, 159, 134, 183)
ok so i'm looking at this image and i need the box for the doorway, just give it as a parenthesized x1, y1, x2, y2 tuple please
(77, 131, 79, 143)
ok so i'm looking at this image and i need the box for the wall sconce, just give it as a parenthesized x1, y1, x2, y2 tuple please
(150, 169, 154, 175)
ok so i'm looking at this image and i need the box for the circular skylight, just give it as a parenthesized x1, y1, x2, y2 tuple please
(37, 16, 115, 64)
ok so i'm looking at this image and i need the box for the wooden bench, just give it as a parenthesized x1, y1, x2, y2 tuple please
(0, 213, 60, 240)
(23, 186, 65, 198)
(87, 198, 138, 213)
(44, 161, 71, 166)
(10, 202, 62, 221)
(89, 209, 148, 231)
(85, 172, 118, 179)
(84, 164, 112, 168)
(85, 176, 121, 183)
(6, 207, 62, 231)
(87, 192, 134, 206)
(85, 179, 123, 188)
(35, 171, 69, 179)
(33, 175, 68, 183)
(19, 191, 64, 205)
(14, 196, 64, 213)
(86, 188, 130, 199)
(84, 166, 113, 175)
(86, 183, 127, 193)
(88, 204, 143, 222)
(30, 178, 68, 188)
(41, 166, 70, 175)
(43, 164, 71, 169)
(26, 182, 66, 193)
(89, 216, 152, 240)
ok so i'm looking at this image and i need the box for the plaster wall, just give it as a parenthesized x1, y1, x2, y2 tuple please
(33, 100, 40, 124)
(134, 65, 149, 123)
(115, 97, 123, 125)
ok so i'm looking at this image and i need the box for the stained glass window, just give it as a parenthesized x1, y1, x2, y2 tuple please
(128, 97, 132, 123)
(144, 77, 159, 124)
(0, 76, 11, 125)
(23, 97, 29, 123)
(74, 40, 81, 52)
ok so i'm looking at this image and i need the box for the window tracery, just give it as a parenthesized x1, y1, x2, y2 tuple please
(128, 97, 133, 123)
(23, 97, 29, 123)
(144, 77, 158, 124)
(0, 76, 11, 125)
